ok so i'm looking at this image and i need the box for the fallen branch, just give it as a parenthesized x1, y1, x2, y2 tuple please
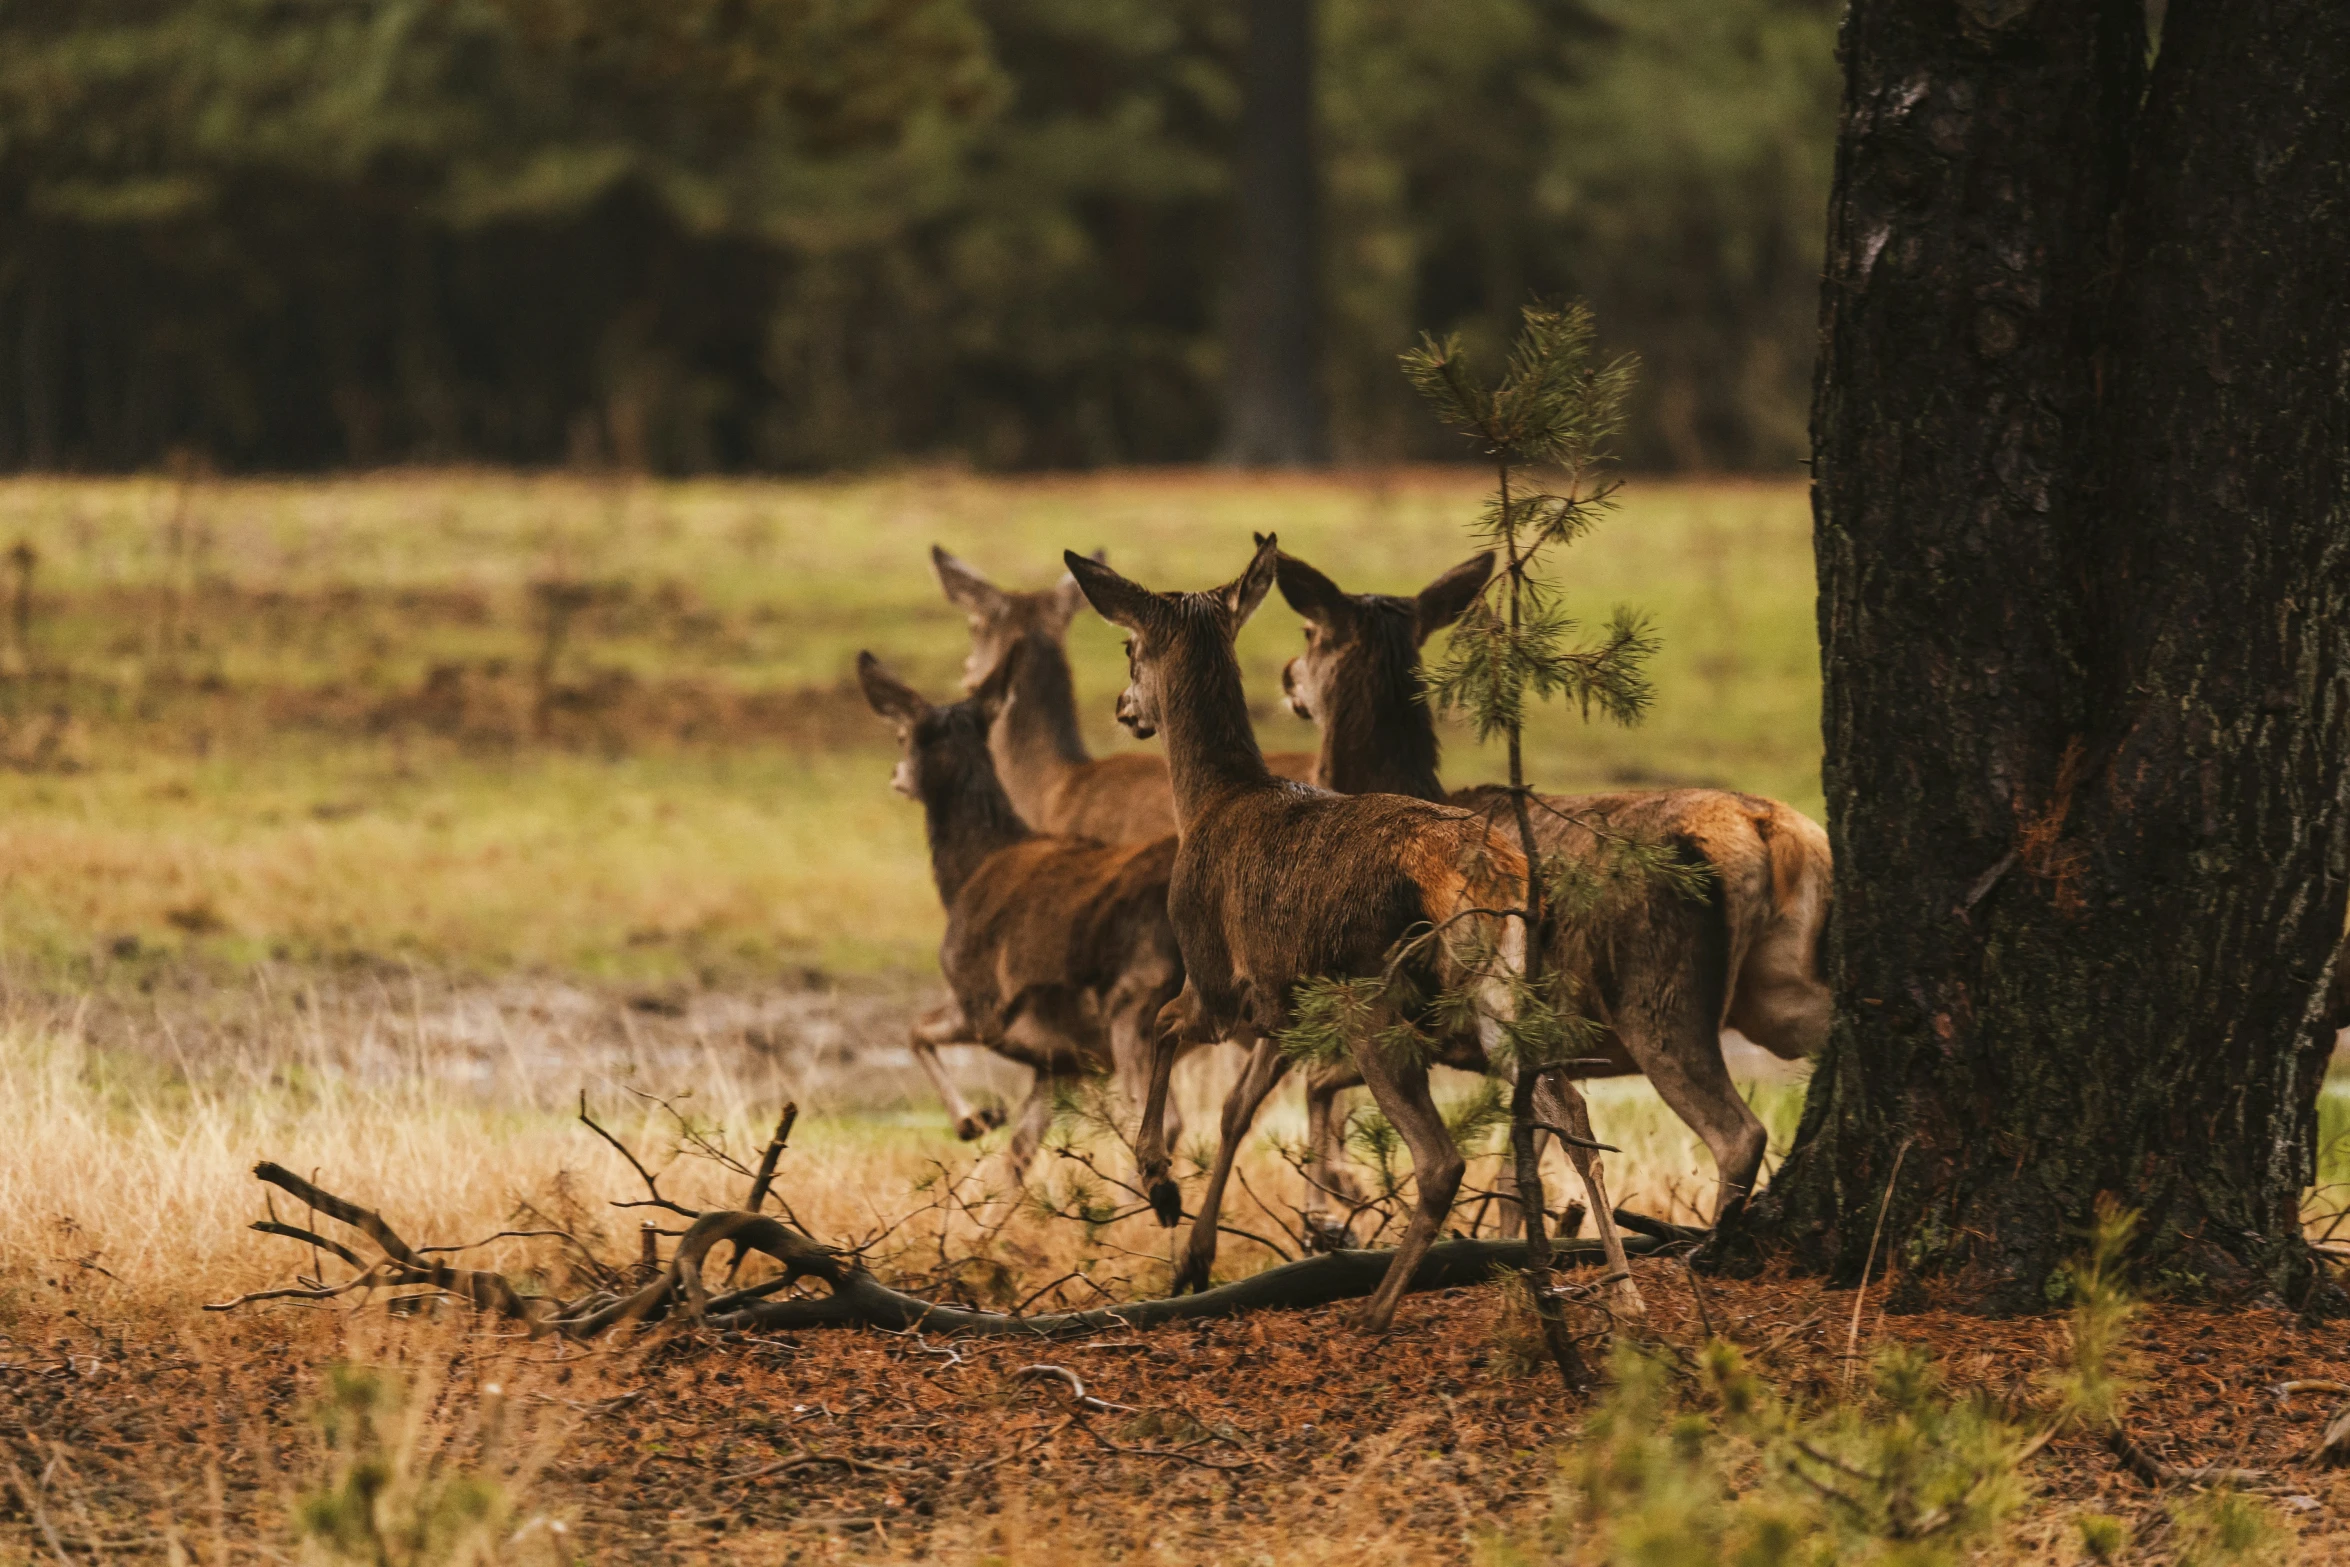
(247, 1163, 545, 1321)
(227, 1161, 1659, 1340)
(715, 1232, 1659, 1337)
(1610, 1208, 1708, 1246)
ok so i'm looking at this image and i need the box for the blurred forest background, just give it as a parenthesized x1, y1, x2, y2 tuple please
(0, 0, 1838, 475)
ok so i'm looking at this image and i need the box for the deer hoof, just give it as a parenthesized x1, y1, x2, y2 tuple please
(953, 1116, 988, 1141)
(1301, 1212, 1352, 1253)
(1171, 1256, 1210, 1296)
(1147, 1178, 1183, 1229)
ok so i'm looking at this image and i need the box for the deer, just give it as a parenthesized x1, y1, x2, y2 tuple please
(1063, 536, 1573, 1332)
(1102, 547, 1724, 1290)
(855, 647, 1195, 1180)
(930, 546, 1316, 842)
(1270, 542, 1834, 1225)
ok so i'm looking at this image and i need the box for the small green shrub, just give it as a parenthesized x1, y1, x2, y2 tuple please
(2168, 1489, 2286, 1567)
(2075, 1510, 2129, 1561)
(1540, 1205, 2156, 1566)
(296, 1365, 521, 1567)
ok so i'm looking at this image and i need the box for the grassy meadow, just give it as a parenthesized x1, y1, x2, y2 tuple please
(0, 467, 2345, 1289)
(0, 468, 1837, 1324)
(0, 468, 1821, 985)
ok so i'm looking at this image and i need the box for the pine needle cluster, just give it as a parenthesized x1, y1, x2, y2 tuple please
(1409, 303, 1653, 741)
(1276, 300, 1682, 1388)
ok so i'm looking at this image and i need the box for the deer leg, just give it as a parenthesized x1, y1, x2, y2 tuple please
(1003, 1071, 1063, 1185)
(1173, 1033, 1290, 1295)
(910, 1001, 1001, 1141)
(1301, 1062, 1366, 1247)
(1111, 977, 1185, 1162)
(1534, 1074, 1645, 1316)
(1138, 985, 1205, 1226)
(1349, 1046, 1465, 1334)
(1616, 1028, 1768, 1228)
(1603, 900, 1765, 1226)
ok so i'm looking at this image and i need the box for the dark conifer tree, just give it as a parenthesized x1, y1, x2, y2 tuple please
(1740, 0, 2350, 1309)
(1217, 0, 1330, 467)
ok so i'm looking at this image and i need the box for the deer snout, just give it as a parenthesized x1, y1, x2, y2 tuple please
(1280, 655, 1313, 720)
(1115, 688, 1156, 739)
(890, 757, 918, 797)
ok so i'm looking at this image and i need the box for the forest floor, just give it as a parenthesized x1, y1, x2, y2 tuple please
(1, 472, 2347, 1562)
(11, 1247, 2350, 1564)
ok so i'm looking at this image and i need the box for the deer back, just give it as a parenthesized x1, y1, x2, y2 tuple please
(942, 834, 1183, 1046)
(1171, 786, 1525, 1031)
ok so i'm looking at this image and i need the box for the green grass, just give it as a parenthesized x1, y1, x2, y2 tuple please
(0, 470, 1823, 983)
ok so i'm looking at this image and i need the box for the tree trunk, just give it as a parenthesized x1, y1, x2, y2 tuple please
(1219, 0, 1328, 468)
(1744, 0, 2350, 1311)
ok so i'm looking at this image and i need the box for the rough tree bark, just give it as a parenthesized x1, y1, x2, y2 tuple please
(1218, 0, 1329, 467)
(1743, 0, 2350, 1310)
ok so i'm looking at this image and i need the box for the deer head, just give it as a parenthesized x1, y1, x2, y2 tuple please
(1064, 536, 1278, 741)
(856, 647, 1020, 798)
(1274, 546, 1494, 725)
(931, 545, 1091, 694)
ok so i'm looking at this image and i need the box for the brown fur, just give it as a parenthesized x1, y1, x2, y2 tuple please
(1067, 537, 1529, 1332)
(1273, 545, 1835, 1221)
(857, 649, 1194, 1178)
(931, 546, 1314, 842)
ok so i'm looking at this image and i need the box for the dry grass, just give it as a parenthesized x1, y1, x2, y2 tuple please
(0, 977, 1802, 1323)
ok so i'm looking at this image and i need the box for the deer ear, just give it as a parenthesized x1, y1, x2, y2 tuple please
(1414, 551, 1496, 644)
(1273, 549, 1351, 627)
(856, 652, 931, 733)
(1219, 533, 1280, 628)
(931, 545, 1007, 619)
(971, 640, 1023, 724)
(1049, 549, 1104, 628)
(1065, 550, 1165, 634)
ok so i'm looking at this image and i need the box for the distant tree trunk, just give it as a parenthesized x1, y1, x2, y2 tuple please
(1740, 0, 2350, 1310)
(1219, 0, 1328, 468)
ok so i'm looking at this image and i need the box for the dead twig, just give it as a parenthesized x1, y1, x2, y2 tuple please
(577, 1093, 700, 1219)
(1010, 1271, 1118, 1316)
(2105, 1425, 2269, 1488)
(745, 1103, 797, 1212)
(416, 1229, 581, 1256)
(202, 1274, 384, 1312)
(1010, 1366, 1257, 1473)
(1841, 1137, 1911, 1393)
(5, 1450, 75, 1567)
(724, 1102, 800, 1284)
(249, 1220, 365, 1271)
(1011, 1364, 1136, 1414)
(718, 1448, 919, 1482)
(1681, 1252, 1718, 1342)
